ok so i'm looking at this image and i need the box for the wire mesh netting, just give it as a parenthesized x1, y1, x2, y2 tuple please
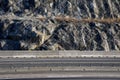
(0, 0, 120, 51)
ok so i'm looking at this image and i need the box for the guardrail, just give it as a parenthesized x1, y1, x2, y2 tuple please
(0, 51, 120, 79)
(0, 51, 119, 58)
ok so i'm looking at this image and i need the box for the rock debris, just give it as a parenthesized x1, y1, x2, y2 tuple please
(0, 0, 120, 51)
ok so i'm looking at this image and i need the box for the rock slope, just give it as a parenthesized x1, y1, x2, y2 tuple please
(0, 0, 120, 51)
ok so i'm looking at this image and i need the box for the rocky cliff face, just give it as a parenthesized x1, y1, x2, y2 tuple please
(0, 0, 120, 51)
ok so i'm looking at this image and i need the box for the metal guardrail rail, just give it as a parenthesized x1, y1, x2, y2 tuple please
(0, 51, 119, 58)
(0, 51, 120, 79)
